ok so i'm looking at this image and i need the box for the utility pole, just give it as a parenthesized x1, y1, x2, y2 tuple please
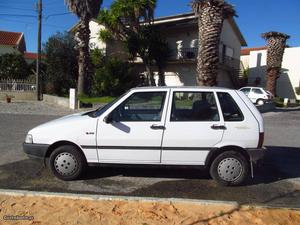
(36, 0, 42, 100)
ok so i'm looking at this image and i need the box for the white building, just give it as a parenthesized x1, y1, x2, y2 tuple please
(71, 12, 247, 88)
(241, 46, 300, 100)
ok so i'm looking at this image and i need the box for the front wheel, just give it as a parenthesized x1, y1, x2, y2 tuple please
(209, 151, 249, 186)
(49, 145, 87, 181)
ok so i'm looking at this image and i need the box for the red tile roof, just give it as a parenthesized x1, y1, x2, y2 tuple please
(241, 47, 267, 56)
(0, 30, 23, 46)
(24, 52, 37, 60)
(24, 52, 45, 60)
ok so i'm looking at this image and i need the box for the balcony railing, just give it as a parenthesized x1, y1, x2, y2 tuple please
(170, 48, 198, 60)
(170, 47, 240, 70)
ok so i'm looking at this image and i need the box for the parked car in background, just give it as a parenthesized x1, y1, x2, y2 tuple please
(239, 87, 273, 105)
(23, 87, 265, 186)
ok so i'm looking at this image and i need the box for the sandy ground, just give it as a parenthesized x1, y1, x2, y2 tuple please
(0, 194, 299, 225)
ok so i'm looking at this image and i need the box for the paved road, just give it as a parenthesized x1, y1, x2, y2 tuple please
(0, 105, 300, 208)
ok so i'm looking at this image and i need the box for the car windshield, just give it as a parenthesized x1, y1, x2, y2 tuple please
(87, 91, 129, 118)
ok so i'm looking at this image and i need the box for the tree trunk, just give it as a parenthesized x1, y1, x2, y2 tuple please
(266, 68, 279, 96)
(262, 31, 289, 97)
(158, 66, 166, 86)
(145, 64, 156, 86)
(196, 5, 224, 87)
(75, 19, 91, 95)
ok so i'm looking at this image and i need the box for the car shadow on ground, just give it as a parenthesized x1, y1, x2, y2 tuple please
(0, 146, 299, 207)
(0, 145, 299, 190)
(273, 107, 300, 113)
(83, 145, 300, 186)
(250, 145, 300, 185)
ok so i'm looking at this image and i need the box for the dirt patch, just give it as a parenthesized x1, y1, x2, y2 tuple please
(0, 194, 299, 225)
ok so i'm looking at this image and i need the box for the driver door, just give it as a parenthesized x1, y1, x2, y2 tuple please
(97, 91, 169, 163)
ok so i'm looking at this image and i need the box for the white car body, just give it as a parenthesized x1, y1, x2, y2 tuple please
(24, 87, 265, 185)
(239, 87, 273, 105)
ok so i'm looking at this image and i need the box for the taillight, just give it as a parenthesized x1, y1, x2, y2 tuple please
(257, 132, 264, 148)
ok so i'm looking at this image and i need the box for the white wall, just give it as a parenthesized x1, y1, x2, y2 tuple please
(0, 45, 19, 55)
(247, 47, 300, 100)
(152, 64, 233, 88)
(89, 21, 106, 52)
(241, 55, 249, 69)
(220, 20, 242, 60)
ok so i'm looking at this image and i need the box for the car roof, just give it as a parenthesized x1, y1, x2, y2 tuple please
(240, 87, 264, 89)
(131, 86, 232, 91)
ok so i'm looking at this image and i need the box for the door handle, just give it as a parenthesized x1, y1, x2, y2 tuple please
(211, 124, 226, 130)
(150, 124, 165, 130)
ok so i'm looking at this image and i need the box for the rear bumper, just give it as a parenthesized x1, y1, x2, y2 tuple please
(23, 143, 49, 159)
(246, 147, 266, 162)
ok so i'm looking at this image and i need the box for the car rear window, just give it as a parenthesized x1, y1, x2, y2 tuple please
(217, 92, 244, 121)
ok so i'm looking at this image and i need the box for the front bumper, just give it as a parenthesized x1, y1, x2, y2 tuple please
(23, 143, 49, 159)
(246, 147, 267, 162)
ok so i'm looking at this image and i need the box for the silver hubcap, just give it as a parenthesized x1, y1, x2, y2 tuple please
(217, 158, 243, 182)
(54, 152, 78, 176)
(257, 100, 264, 105)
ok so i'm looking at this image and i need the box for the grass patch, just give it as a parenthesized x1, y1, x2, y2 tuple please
(78, 96, 116, 104)
(274, 97, 284, 107)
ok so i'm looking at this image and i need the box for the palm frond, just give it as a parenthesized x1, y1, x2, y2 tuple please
(262, 31, 290, 40)
(65, 0, 103, 19)
(191, 0, 236, 18)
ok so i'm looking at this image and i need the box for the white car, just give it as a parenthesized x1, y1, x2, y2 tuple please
(24, 87, 265, 186)
(239, 87, 273, 105)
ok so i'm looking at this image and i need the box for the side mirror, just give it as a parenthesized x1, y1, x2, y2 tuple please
(103, 114, 113, 124)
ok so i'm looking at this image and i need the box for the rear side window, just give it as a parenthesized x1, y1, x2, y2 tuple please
(252, 88, 263, 94)
(217, 92, 244, 121)
(171, 92, 219, 121)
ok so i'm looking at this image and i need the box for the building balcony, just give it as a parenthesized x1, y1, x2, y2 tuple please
(169, 47, 240, 70)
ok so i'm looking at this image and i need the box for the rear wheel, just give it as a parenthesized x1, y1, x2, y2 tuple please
(256, 99, 264, 105)
(49, 145, 87, 181)
(209, 151, 249, 186)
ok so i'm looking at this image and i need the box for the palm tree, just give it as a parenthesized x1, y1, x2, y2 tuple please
(261, 31, 290, 96)
(98, 0, 157, 86)
(65, 0, 103, 95)
(191, 0, 235, 86)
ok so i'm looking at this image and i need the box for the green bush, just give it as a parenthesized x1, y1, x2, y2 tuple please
(295, 87, 300, 95)
(43, 32, 78, 96)
(274, 97, 284, 107)
(0, 53, 29, 80)
(91, 51, 138, 96)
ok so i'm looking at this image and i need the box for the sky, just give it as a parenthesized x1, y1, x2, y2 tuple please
(0, 0, 299, 52)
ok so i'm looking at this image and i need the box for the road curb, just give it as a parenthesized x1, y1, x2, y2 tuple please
(0, 188, 239, 206)
(0, 188, 299, 211)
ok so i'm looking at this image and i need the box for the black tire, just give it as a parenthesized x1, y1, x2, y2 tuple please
(209, 151, 249, 186)
(49, 145, 87, 181)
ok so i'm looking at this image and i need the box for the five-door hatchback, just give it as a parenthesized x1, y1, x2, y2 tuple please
(24, 87, 265, 186)
(239, 87, 273, 105)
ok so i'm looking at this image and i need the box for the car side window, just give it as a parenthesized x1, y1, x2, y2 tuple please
(111, 92, 166, 122)
(252, 88, 263, 94)
(217, 92, 244, 121)
(171, 92, 220, 121)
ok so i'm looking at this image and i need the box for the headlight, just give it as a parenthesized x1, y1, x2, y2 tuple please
(25, 134, 33, 144)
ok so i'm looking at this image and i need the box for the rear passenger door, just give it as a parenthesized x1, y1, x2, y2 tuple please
(161, 90, 224, 165)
